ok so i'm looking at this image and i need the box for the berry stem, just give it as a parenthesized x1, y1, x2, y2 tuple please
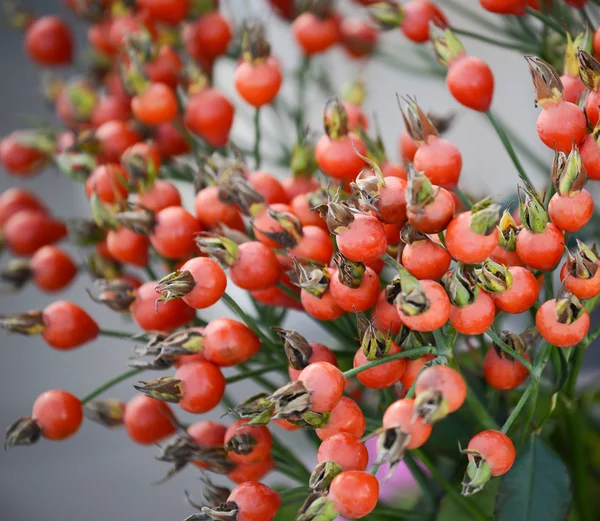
(485, 110, 533, 186)
(463, 377, 500, 431)
(342, 346, 435, 379)
(500, 380, 537, 434)
(225, 363, 285, 384)
(485, 328, 534, 371)
(525, 7, 567, 36)
(253, 107, 262, 170)
(98, 328, 138, 340)
(81, 368, 143, 404)
(451, 26, 537, 52)
(453, 187, 473, 210)
(296, 56, 310, 131)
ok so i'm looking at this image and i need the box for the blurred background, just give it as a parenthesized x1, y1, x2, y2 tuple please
(1, 1, 599, 520)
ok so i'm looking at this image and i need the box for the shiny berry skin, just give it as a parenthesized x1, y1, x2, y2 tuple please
(467, 430, 516, 476)
(227, 482, 281, 521)
(121, 141, 162, 174)
(318, 433, 368, 471)
(154, 122, 190, 158)
(400, 131, 418, 162)
(548, 190, 594, 232)
(136, 0, 188, 24)
(402, 238, 452, 281)
(340, 18, 379, 58)
(289, 342, 337, 381)
(483, 347, 530, 390)
(203, 318, 261, 367)
(377, 176, 408, 225)
(96, 120, 141, 163)
(91, 95, 132, 127)
(399, 355, 436, 393)
(353, 343, 407, 389)
(301, 289, 345, 321)
(228, 456, 275, 484)
(316, 397, 366, 441)
(382, 161, 407, 180)
(450, 291, 496, 335)
(330, 267, 381, 312)
(106, 227, 149, 267)
(289, 225, 334, 265)
(537, 102, 587, 152)
(328, 471, 379, 519)
(415, 365, 467, 413)
(176, 360, 226, 413)
(145, 46, 183, 90)
(315, 133, 366, 181)
(337, 214, 387, 262)
(580, 133, 600, 180)
(516, 223, 564, 271)
(3, 210, 66, 255)
(183, 12, 232, 62)
(480, 0, 526, 14)
(225, 419, 273, 464)
(184, 88, 235, 147)
(25, 16, 73, 66)
(0, 188, 46, 227)
(561, 74, 586, 105)
(493, 266, 539, 314)
(131, 83, 178, 126)
(585, 90, 600, 127)
(401, 0, 447, 43)
(414, 137, 462, 188)
(42, 301, 99, 350)
(150, 206, 203, 260)
(0, 133, 46, 176)
(536, 299, 590, 348)
(135, 180, 181, 213)
(195, 185, 244, 230)
(397, 280, 450, 332)
(249, 171, 289, 204)
(234, 57, 282, 108)
(447, 56, 494, 112)
(179, 257, 227, 309)
(189, 420, 227, 467)
(30, 245, 77, 291)
(124, 395, 176, 445)
(298, 361, 345, 413)
(230, 241, 281, 291)
(132, 281, 195, 332)
(292, 12, 339, 55)
(407, 186, 455, 234)
(560, 261, 600, 299)
(291, 193, 327, 229)
(490, 244, 525, 267)
(282, 176, 319, 200)
(85, 164, 129, 204)
(32, 390, 82, 440)
(372, 290, 403, 334)
(446, 211, 499, 264)
(382, 398, 433, 448)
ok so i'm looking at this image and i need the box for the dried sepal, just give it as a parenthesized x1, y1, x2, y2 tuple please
(388, 267, 430, 316)
(273, 328, 313, 370)
(296, 493, 338, 521)
(270, 380, 312, 419)
(0, 259, 32, 291)
(442, 265, 478, 307)
(225, 432, 257, 456)
(313, 195, 355, 235)
(90, 190, 119, 230)
(286, 411, 331, 430)
(182, 57, 210, 95)
(494, 329, 535, 361)
(397, 95, 438, 144)
(290, 259, 331, 298)
(497, 209, 520, 252)
(291, 129, 318, 177)
(368, 1, 405, 30)
(201, 503, 239, 521)
(114, 203, 156, 235)
(155, 270, 196, 306)
(86, 253, 122, 281)
(67, 218, 105, 246)
(309, 461, 343, 492)
(240, 20, 271, 63)
(122, 151, 157, 193)
(196, 234, 240, 268)
(375, 427, 411, 481)
(414, 388, 450, 423)
(87, 278, 137, 312)
(577, 49, 600, 92)
(524, 55, 564, 108)
(517, 185, 548, 234)
(54, 151, 97, 181)
(405, 163, 436, 212)
(356, 312, 392, 360)
(186, 477, 231, 511)
(341, 79, 367, 107)
(4, 417, 41, 450)
(83, 399, 126, 428)
(0, 310, 45, 336)
(461, 447, 492, 497)
(133, 376, 184, 403)
(253, 208, 304, 248)
(564, 30, 592, 80)
(566, 239, 599, 279)
(552, 147, 587, 196)
(476, 259, 513, 294)
(218, 173, 264, 217)
(400, 223, 427, 245)
(333, 253, 366, 289)
(470, 196, 501, 236)
(430, 24, 466, 68)
(555, 285, 585, 325)
(323, 98, 349, 140)
(231, 392, 275, 425)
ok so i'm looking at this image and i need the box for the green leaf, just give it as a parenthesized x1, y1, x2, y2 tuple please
(495, 437, 572, 521)
(436, 478, 499, 521)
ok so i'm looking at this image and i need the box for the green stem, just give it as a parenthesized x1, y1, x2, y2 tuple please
(144, 264, 158, 281)
(98, 328, 138, 340)
(464, 379, 500, 430)
(225, 363, 285, 384)
(279, 486, 311, 502)
(81, 368, 143, 404)
(501, 380, 537, 434)
(485, 110, 533, 186)
(451, 26, 536, 52)
(525, 6, 567, 36)
(437, 232, 447, 248)
(271, 435, 312, 481)
(253, 107, 262, 170)
(296, 56, 310, 131)
(412, 449, 489, 521)
(342, 346, 435, 379)
(453, 186, 473, 210)
(485, 328, 534, 372)
(221, 292, 278, 350)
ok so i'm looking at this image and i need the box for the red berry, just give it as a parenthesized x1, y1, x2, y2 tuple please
(414, 137, 462, 188)
(328, 471, 379, 519)
(315, 133, 366, 181)
(415, 365, 466, 414)
(96, 120, 141, 162)
(131, 281, 195, 332)
(25, 16, 73, 66)
(124, 395, 176, 445)
(3, 210, 66, 256)
(195, 185, 244, 230)
(337, 214, 387, 262)
(516, 223, 564, 271)
(446, 211, 499, 264)
(42, 301, 99, 350)
(536, 299, 590, 348)
(353, 343, 407, 389)
(150, 206, 203, 259)
(234, 57, 282, 108)
(226, 482, 281, 521)
(30, 245, 77, 291)
(537, 101, 586, 152)
(401, 0, 447, 43)
(301, 288, 345, 321)
(135, 180, 181, 213)
(382, 398, 433, 448)
(188, 420, 227, 468)
(131, 83, 178, 126)
(176, 360, 226, 413)
(227, 456, 275, 484)
(184, 88, 235, 147)
(407, 186, 455, 234)
(483, 347, 530, 390)
(249, 171, 289, 204)
(399, 355, 436, 393)
(397, 280, 450, 332)
(548, 190, 594, 232)
(107, 227, 149, 267)
(0, 188, 46, 227)
(32, 390, 82, 440)
(449, 290, 496, 335)
(447, 56, 494, 112)
(330, 267, 380, 312)
(467, 430, 516, 476)
(179, 257, 227, 309)
(402, 237, 452, 280)
(493, 266, 539, 314)
(0, 133, 46, 176)
(318, 433, 368, 471)
(316, 397, 366, 441)
(224, 419, 273, 464)
(136, 0, 188, 25)
(289, 225, 335, 265)
(203, 318, 261, 367)
(298, 361, 345, 413)
(183, 12, 232, 62)
(230, 241, 281, 291)
(560, 261, 600, 299)
(292, 12, 340, 55)
(372, 290, 403, 334)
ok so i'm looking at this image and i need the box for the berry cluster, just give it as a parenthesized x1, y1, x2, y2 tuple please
(2, 1, 600, 521)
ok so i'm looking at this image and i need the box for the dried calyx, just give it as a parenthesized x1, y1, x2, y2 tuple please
(54, 150, 98, 182)
(84, 399, 126, 428)
(0, 310, 45, 336)
(186, 477, 231, 513)
(555, 285, 585, 325)
(368, 1, 405, 30)
(0, 259, 32, 291)
(414, 387, 450, 424)
(333, 253, 365, 289)
(4, 417, 42, 449)
(133, 376, 184, 403)
(295, 493, 338, 521)
(87, 278, 137, 312)
(497, 209, 521, 252)
(430, 24, 466, 68)
(114, 203, 157, 235)
(323, 98, 350, 140)
(400, 223, 428, 244)
(517, 184, 548, 234)
(122, 151, 158, 193)
(369, 426, 412, 481)
(224, 432, 257, 456)
(461, 447, 492, 497)
(470, 197, 501, 236)
(476, 259, 513, 294)
(564, 29, 592, 80)
(240, 20, 272, 63)
(290, 258, 331, 298)
(182, 58, 210, 95)
(405, 163, 437, 214)
(252, 208, 304, 248)
(313, 190, 356, 235)
(566, 240, 599, 279)
(218, 163, 265, 216)
(196, 234, 241, 268)
(356, 312, 392, 360)
(130, 329, 204, 370)
(290, 129, 318, 177)
(387, 267, 430, 316)
(155, 270, 196, 306)
(442, 265, 478, 307)
(309, 461, 342, 492)
(493, 329, 536, 361)
(577, 49, 600, 92)
(349, 142, 387, 214)
(86, 252, 122, 281)
(398, 95, 439, 145)
(67, 218, 104, 246)
(552, 147, 587, 196)
(273, 328, 313, 370)
(524, 55, 564, 108)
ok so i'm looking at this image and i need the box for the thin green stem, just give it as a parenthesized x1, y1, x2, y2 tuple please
(81, 368, 143, 404)
(485, 111, 533, 186)
(144, 264, 158, 281)
(98, 328, 138, 340)
(485, 328, 534, 372)
(271, 434, 312, 481)
(501, 380, 537, 434)
(225, 363, 285, 384)
(296, 56, 310, 131)
(525, 6, 567, 36)
(342, 346, 435, 379)
(437, 232, 447, 248)
(279, 486, 311, 502)
(464, 379, 500, 430)
(453, 186, 473, 210)
(253, 107, 262, 170)
(451, 26, 536, 52)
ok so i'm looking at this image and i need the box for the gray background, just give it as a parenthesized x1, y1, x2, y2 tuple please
(1, 1, 599, 520)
